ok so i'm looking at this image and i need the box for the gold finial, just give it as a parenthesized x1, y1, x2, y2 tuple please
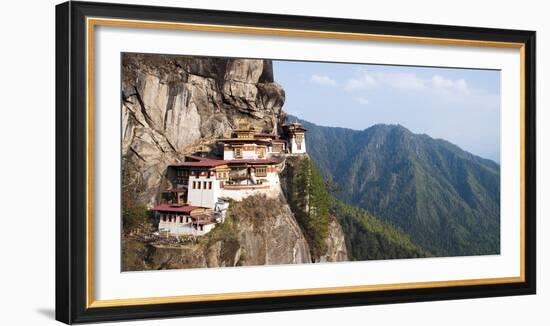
(237, 118, 250, 130)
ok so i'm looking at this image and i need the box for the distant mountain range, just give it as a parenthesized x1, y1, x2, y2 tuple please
(289, 115, 500, 257)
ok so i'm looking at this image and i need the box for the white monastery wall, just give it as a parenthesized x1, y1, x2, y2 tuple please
(187, 175, 220, 208)
(223, 150, 234, 160)
(219, 173, 281, 201)
(290, 136, 306, 154)
(158, 219, 216, 236)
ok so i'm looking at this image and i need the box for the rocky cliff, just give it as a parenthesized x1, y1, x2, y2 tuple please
(122, 53, 286, 205)
(319, 217, 348, 262)
(123, 195, 312, 270)
(280, 155, 348, 262)
(121, 53, 347, 270)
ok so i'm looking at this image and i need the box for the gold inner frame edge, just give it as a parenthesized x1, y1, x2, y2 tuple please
(85, 17, 527, 308)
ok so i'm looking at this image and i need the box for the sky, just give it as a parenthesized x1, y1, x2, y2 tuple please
(273, 60, 501, 163)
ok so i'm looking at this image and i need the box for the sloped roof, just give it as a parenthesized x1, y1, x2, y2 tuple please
(152, 204, 208, 213)
(171, 158, 228, 168)
(254, 132, 279, 138)
(227, 159, 279, 165)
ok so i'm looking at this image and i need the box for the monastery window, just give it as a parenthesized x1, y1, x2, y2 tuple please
(203, 181, 208, 189)
(257, 148, 265, 158)
(235, 148, 242, 158)
(176, 169, 189, 177)
(192, 181, 196, 189)
(208, 181, 212, 189)
(180, 216, 184, 223)
(255, 167, 267, 177)
(162, 215, 167, 222)
(197, 182, 201, 189)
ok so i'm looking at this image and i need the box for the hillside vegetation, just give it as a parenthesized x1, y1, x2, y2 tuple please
(292, 115, 500, 257)
(282, 155, 428, 261)
(333, 200, 428, 260)
(281, 156, 330, 259)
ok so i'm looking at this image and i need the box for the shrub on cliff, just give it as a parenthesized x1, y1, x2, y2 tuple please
(122, 205, 150, 234)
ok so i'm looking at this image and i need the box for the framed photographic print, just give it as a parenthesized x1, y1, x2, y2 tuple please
(55, 1, 536, 324)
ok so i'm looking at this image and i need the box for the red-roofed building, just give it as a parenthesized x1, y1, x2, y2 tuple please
(153, 119, 306, 237)
(152, 203, 207, 214)
(166, 151, 281, 209)
(152, 204, 217, 236)
(218, 121, 288, 160)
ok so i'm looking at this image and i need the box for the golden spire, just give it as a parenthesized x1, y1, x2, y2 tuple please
(237, 118, 251, 130)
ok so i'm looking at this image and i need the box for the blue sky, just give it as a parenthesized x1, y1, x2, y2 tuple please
(273, 60, 501, 162)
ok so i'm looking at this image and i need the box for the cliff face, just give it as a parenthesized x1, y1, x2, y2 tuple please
(214, 195, 312, 266)
(121, 54, 347, 270)
(123, 195, 311, 270)
(122, 53, 286, 205)
(280, 155, 348, 262)
(319, 217, 348, 262)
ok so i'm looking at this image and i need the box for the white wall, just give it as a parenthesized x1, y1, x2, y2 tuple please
(0, 0, 547, 325)
(223, 148, 234, 160)
(159, 218, 215, 236)
(187, 175, 219, 208)
(290, 135, 307, 154)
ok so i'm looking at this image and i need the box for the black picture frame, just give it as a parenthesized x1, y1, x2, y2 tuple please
(56, 1, 536, 324)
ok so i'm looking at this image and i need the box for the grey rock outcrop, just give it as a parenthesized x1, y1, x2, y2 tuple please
(122, 53, 286, 206)
(228, 195, 312, 266)
(121, 53, 346, 270)
(318, 217, 349, 262)
(122, 195, 312, 270)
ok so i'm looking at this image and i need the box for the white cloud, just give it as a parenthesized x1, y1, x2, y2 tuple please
(310, 74, 337, 86)
(386, 72, 426, 91)
(342, 69, 499, 111)
(430, 75, 470, 95)
(345, 70, 472, 96)
(344, 73, 377, 91)
(354, 97, 370, 105)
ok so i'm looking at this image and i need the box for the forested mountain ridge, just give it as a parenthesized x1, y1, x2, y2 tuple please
(333, 199, 429, 260)
(280, 155, 427, 261)
(290, 115, 500, 257)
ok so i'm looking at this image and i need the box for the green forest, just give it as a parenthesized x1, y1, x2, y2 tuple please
(282, 155, 429, 261)
(291, 115, 501, 258)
